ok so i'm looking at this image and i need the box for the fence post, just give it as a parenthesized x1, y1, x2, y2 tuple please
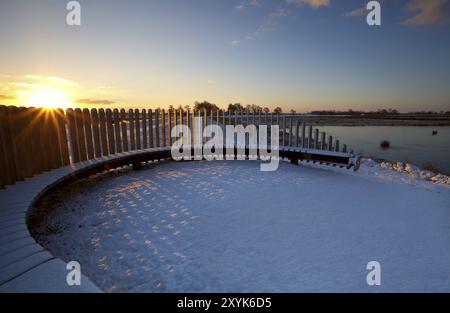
(328, 135, 333, 151)
(0, 106, 17, 185)
(106, 109, 116, 154)
(134, 109, 141, 150)
(91, 109, 102, 157)
(314, 128, 319, 149)
(162, 109, 166, 147)
(128, 109, 136, 150)
(74, 108, 87, 161)
(148, 109, 153, 148)
(155, 109, 160, 147)
(66, 108, 80, 162)
(168, 109, 172, 146)
(20, 107, 36, 175)
(308, 125, 313, 148)
(301, 123, 306, 148)
(321, 132, 326, 150)
(142, 109, 147, 149)
(56, 108, 70, 166)
(83, 108, 95, 159)
(289, 118, 293, 147)
(113, 109, 122, 153)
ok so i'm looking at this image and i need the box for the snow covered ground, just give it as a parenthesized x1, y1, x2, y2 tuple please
(30, 159, 450, 292)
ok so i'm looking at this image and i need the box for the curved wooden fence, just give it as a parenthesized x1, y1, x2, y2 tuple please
(0, 106, 353, 189)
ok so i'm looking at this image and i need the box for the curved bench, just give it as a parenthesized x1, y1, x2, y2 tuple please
(0, 146, 358, 292)
(0, 147, 172, 292)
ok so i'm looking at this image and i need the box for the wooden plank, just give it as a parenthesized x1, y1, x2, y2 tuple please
(98, 109, 109, 156)
(142, 109, 147, 149)
(82, 108, 94, 160)
(91, 109, 102, 158)
(56, 108, 70, 166)
(105, 109, 115, 154)
(186, 109, 190, 146)
(74, 108, 87, 161)
(321, 132, 326, 150)
(301, 123, 306, 148)
(168, 109, 172, 146)
(19, 107, 35, 176)
(128, 109, 136, 150)
(308, 125, 313, 148)
(216, 110, 220, 147)
(47, 109, 62, 169)
(30, 108, 45, 172)
(39, 108, 52, 170)
(0, 106, 16, 185)
(314, 128, 319, 149)
(148, 109, 153, 148)
(66, 108, 79, 163)
(203, 110, 207, 145)
(8, 107, 25, 180)
(191, 110, 195, 147)
(289, 118, 293, 147)
(0, 107, 7, 187)
(154, 109, 160, 147)
(113, 109, 122, 153)
(112, 109, 122, 153)
(134, 109, 141, 150)
(161, 109, 166, 147)
(120, 109, 129, 152)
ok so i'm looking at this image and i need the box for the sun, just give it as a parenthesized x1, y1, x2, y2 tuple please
(27, 88, 73, 109)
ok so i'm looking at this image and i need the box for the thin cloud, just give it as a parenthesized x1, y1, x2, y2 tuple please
(230, 39, 240, 46)
(344, 7, 366, 17)
(235, 0, 259, 11)
(250, 7, 286, 38)
(286, 0, 331, 9)
(402, 0, 449, 26)
(25, 74, 78, 87)
(207, 78, 217, 85)
(76, 98, 115, 105)
(0, 94, 16, 100)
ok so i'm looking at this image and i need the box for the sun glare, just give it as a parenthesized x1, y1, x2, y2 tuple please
(27, 88, 73, 109)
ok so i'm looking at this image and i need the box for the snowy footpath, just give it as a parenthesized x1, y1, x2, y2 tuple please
(29, 159, 450, 292)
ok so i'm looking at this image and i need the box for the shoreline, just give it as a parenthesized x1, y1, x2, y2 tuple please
(297, 117, 450, 126)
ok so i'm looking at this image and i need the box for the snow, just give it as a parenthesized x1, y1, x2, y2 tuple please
(29, 159, 450, 292)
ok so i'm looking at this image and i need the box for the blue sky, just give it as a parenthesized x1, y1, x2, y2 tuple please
(0, 0, 449, 112)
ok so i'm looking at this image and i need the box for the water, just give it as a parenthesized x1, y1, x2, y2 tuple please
(315, 126, 450, 175)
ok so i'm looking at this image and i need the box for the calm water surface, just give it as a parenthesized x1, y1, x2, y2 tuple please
(316, 126, 450, 175)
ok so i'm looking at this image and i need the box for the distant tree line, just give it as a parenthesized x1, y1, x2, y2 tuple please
(191, 101, 286, 114)
(167, 102, 450, 116)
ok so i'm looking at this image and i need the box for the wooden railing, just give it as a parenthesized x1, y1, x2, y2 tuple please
(0, 106, 352, 189)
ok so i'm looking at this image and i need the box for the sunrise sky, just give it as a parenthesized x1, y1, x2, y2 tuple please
(0, 0, 449, 112)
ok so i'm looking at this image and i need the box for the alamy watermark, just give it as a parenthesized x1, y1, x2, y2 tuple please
(66, 260, 81, 286)
(170, 118, 280, 171)
(366, 261, 381, 286)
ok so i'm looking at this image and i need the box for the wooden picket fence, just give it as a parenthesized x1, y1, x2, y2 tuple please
(0, 106, 351, 189)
